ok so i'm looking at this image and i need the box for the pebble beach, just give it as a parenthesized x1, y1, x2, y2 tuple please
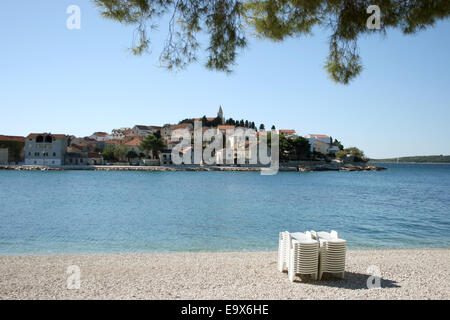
(0, 249, 448, 300)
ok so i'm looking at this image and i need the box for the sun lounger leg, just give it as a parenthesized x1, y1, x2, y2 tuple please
(288, 249, 295, 282)
(288, 268, 295, 282)
(278, 259, 284, 272)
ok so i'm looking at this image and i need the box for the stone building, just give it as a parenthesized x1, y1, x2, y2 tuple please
(24, 133, 69, 166)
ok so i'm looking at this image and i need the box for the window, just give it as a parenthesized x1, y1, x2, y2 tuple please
(45, 135, 52, 143)
(53, 152, 56, 156)
(36, 135, 44, 143)
(28, 152, 31, 156)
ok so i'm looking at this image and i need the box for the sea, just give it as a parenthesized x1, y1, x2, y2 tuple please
(0, 163, 449, 254)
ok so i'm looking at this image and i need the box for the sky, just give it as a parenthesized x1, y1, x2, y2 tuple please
(0, 1, 449, 158)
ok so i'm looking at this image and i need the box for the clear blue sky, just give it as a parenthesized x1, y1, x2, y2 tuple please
(1, 1, 449, 158)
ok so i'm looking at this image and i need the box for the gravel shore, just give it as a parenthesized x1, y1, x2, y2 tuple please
(0, 249, 448, 299)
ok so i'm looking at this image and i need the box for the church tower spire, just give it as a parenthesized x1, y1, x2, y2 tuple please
(218, 105, 224, 124)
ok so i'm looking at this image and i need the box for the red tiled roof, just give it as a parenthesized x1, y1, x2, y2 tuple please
(104, 139, 124, 144)
(124, 138, 141, 147)
(194, 117, 216, 121)
(124, 134, 144, 139)
(0, 135, 25, 142)
(218, 125, 235, 130)
(27, 133, 66, 139)
(171, 124, 191, 130)
(279, 129, 296, 134)
(92, 132, 108, 137)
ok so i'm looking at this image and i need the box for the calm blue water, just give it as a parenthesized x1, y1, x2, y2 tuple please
(0, 163, 449, 255)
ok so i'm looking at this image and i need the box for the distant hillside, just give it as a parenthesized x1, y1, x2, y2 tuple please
(371, 155, 450, 163)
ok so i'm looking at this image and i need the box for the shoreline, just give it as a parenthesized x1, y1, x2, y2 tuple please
(0, 246, 447, 257)
(370, 161, 450, 165)
(0, 162, 387, 172)
(1, 248, 448, 299)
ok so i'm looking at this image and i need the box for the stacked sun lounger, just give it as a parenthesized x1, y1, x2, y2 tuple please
(288, 232, 319, 282)
(311, 230, 347, 280)
(277, 231, 319, 282)
(277, 230, 346, 282)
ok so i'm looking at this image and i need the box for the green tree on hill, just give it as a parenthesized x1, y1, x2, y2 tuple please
(114, 144, 129, 162)
(101, 144, 116, 161)
(333, 139, 344, 151)
(336, 147, 366, 162)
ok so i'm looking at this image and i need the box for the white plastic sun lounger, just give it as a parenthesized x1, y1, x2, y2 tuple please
(287, 231, 319, 282)
(311, 230, 347, 280)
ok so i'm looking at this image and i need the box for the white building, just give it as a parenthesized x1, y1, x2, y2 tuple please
(89, 132, 109, 142)
(131, 125, 161, 136)
(305, 134, 332, 153)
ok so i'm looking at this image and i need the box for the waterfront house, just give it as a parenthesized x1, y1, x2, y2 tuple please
(312, 139, 331, 155)
(305, 134, 332, 153)
(24, 133, 69, 166)
(65, 150, 103, 165)
(160, 149, 173, 165)
(88, 152, 103, 165)
(65, 151, 88, 165)
(0, 135, 25, 164)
